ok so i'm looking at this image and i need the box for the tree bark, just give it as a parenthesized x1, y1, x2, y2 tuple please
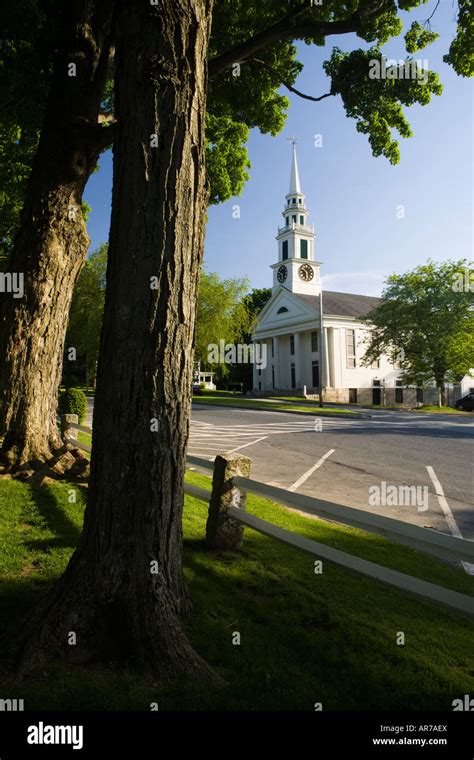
(19, 0, 217, 682)
(0, 1, 115, 468)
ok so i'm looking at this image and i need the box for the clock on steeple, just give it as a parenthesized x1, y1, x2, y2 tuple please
(271, 141, 322, 295)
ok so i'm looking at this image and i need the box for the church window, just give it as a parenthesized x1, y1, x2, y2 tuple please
(371, 358, 380, 369)
(271, 338, 274, 358)
(292, 198, 296, 204)
(300, 239, 308, 259)
(282, 240, 288, 260)
(290, 334, 295, 355)
(298, 198, 302, 204)
(292, 215, 296, 224)
(312, 361, 319, 388)
(299, 215, 304, 225)
(290, 363, 296, 388)
(277, 307, 288, 314)
(346, 329, 356, 368)
(311, 331, 318, 352)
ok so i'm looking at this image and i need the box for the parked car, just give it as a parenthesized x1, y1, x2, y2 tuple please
(455, 393, 474, 411)
(192, 382, 202, 396)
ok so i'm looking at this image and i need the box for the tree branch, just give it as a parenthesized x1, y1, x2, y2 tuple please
(72, 120, 117, 153)
(424, 0, 441, 27)
(209, 0, 390, 78)
(252, 57, 333, 102)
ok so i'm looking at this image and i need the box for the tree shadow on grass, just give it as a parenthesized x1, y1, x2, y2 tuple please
(0, 576, 53, 681)
(23, 482, 82, 551)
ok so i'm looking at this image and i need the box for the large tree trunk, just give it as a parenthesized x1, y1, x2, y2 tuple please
(20, 0, 217, 681)
(0, 1, 115, 468)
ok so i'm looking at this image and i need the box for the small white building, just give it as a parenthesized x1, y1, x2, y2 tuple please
(193, 365, 216, 390)
(252, 144, 416, 405)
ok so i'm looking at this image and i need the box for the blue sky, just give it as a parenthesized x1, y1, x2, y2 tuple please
(84, 2, 473, 297)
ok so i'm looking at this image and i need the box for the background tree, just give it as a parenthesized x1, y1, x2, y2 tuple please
(64, 244, 108, 388)
(362, 259, 474, 406)
(195, 271, 250, 379)
(228, 287, 272, 390)
(0, 1, 47, 265)
(19, 0, 473, 679)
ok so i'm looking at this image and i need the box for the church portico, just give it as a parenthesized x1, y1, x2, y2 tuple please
(252, 327, 322, 393)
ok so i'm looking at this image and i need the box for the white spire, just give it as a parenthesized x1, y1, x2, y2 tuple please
(289, 141, 301, 194)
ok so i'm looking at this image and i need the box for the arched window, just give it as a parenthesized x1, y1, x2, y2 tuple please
(277, 307, 288, 314)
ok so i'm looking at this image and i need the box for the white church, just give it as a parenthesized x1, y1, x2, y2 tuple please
(252, 144, 430, 406)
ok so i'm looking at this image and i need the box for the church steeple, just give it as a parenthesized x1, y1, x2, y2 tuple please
(289, 142, 301, 195)
(272, 142, 321, 296)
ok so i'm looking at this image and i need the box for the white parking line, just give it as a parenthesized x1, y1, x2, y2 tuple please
(288, 449, 336, 493)
(227, 436, 268, 454)
(426, 465, 474, 575)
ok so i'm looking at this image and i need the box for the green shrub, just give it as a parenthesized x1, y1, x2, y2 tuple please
(58, 388, 87, 424)
(199, 382, 206, 390)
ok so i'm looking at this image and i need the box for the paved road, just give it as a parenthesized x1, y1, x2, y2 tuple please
(188, 405, 474, 546)
(85, 397, 474, 548)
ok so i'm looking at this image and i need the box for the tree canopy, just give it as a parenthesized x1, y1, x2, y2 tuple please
(195, 271, 251, 372)
(362, 259, 474, 404)
(2, 0, 472, 259)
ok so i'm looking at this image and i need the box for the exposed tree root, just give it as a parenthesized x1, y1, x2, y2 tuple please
(0, 438, 89, 481)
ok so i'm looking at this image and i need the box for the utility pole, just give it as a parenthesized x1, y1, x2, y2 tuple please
(318, 290, 324, 408)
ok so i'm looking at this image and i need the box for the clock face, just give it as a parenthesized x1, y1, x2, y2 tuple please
(277, 265, 288, 283)
(299, 264, 314, 282)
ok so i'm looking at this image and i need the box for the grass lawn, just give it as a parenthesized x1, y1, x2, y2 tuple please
(77, 429, 92, 448)
(0, 474, 472, 710)
(416, 406, 469, 415)
(193, 394, 360, 416)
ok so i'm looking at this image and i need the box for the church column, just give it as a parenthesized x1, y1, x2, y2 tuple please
(323, 327, 330, 388)
(273, 335, 281, 389)
(294, 332, 302, 389)
(252, 341, 259, 391)
(327, 328, 335, 388)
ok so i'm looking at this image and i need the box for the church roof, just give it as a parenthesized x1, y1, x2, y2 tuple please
(295, 290, 381, 318)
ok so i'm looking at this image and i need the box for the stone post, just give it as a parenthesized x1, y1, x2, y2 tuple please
(60, 413, 78, 443)
(206, 453, 252, 550)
